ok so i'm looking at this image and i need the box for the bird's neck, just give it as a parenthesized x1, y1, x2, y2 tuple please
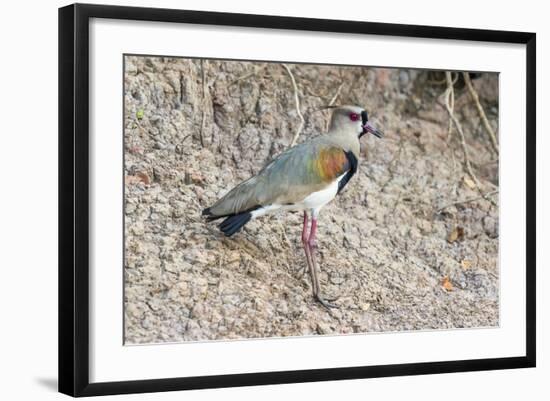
(325, 129, 361, 158)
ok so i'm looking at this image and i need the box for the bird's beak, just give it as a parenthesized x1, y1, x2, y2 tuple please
(362, 121, 384, 138)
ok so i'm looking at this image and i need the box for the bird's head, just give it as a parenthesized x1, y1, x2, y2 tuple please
(327, 105, 384, 139)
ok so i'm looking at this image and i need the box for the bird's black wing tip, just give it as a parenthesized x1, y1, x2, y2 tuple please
(219, 212, 253, 236)
(202, 207, 211, 216)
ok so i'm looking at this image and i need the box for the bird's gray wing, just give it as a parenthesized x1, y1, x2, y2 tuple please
(205, 139, 352, 217)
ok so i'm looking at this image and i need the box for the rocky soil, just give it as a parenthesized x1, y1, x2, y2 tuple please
(123, 55, 499, 344)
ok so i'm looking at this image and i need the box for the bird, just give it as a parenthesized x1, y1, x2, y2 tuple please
(202, 105, 384, 308)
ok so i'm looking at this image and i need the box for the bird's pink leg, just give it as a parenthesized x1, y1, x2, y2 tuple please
(301, 212, 312, 278)
(308, 217, 318, 249)
(302, 213, 323, 306)
(307, 217, 321, 297)
(308, 216, 337, 309)
(301, 211, 309, 247)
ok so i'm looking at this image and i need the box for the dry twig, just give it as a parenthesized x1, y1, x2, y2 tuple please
(200, 59, 208, 147)
(282, 64, 305, 147)
(324, 82, 345, 131)
(226, 64, 267, 87)
(444, 71, 482, 192)
(444, 72, 497, 207)
(446, 73, 455, 141)
(302, 83, 325, 98)
(463, 72, 499, 155)
(427, 72, 459, 86)
(436, 190, 498, 213)
(328, 83, 344, 106)
(380, 136, 406, 192)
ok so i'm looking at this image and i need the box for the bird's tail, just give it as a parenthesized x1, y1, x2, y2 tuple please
(217, 212, 253, 236)
(202, 206, 261, 236)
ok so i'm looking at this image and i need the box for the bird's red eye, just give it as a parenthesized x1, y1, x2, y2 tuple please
(349, 113, 359, 121)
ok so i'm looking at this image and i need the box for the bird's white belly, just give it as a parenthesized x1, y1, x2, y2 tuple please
(250, 174, 345, 219)
(301, 177, 341, 211)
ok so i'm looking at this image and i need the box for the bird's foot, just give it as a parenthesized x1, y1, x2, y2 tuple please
(315, 294, 339, 310)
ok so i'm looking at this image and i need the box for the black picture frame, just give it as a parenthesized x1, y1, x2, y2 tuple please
(58, 3, 536, 397)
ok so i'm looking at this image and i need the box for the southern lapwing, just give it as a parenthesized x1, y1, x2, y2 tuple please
(202, 105, 384, 308)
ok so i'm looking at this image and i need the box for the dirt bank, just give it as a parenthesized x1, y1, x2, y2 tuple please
(123, 55, 499, 343)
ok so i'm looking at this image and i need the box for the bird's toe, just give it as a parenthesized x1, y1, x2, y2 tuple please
(315, 294, 339, 309)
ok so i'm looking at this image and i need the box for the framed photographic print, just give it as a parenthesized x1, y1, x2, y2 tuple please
(58, 3, 536, 397)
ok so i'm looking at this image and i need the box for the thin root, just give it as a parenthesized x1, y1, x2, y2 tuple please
(444, 72, 483, 194)
(436, 190, 499, 213)
(200, 59, 208, 147)
(463, 72, 499, 155)
(282, 64, 305, 147)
